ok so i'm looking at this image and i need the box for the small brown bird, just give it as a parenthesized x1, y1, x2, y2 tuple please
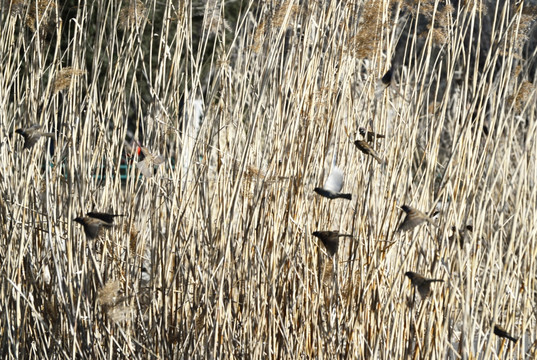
(397, 205, 436, 232)
(312, 231, 353, 256)
(493, 325, 518, 343)
(314, 166, 352, 200)
(354, 139, 384, 164)
(404, 271, 444, 298)
(449, 225, 473, 247)
(359, 127, 385, 142)
(15, 124, 54, 150)
(136, 146, 165, 178)
(73, 212, 123, 239)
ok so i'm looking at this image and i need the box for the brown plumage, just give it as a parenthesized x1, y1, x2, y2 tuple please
(354, 139, 384, 164)
(312, 231, 353, 256)
(73, 212, 123, 239)
(397, 205, 436, 232)
(136, 146, 165, 178)
(449, 225, 473, 247)
(359, 127, 385, 142)
(15, 124, 54, 150)
(404, 271, 443, 298)
(493, 325, 518, 343)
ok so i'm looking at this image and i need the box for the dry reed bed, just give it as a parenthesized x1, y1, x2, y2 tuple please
(1, 0, 537, 358)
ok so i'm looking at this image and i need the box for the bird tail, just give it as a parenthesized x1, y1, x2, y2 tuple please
(430, 279, 444, 283)
(508, 335, 518, 343)
(338, 193, 352, 200)
(42, 133, 55, 138)
(373, 154, 384, 164)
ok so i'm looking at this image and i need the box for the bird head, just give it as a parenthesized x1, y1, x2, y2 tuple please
(73, 217, 84, 224)
(404, 271, 416, 279)
(401, 205, 412, 213)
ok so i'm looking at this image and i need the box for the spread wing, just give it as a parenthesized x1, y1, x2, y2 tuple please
(324, 167, 344, 193)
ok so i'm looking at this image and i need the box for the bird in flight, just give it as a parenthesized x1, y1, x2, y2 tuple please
(314, 166, 352, 200)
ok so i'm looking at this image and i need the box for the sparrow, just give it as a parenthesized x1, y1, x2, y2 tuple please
(449, 225, 473, 247)
(312, 231, 353, 256)
(404, 271, 444, 298)
(354, 139, 384, 164)
(314, 166, 352, 200)
(493, 325, 518, 343)
(397, 205, 436, 232)
(15, 124, 54, 150)
(136, 146, 165, 178)
(359, 127, 385, 142)
(73, 212, 123, 239)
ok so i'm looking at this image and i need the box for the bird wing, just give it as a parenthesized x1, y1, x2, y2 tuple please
(84, 220, 103, 239)
(87, 212, 122, 224)
(153, 154, 165, 165)
(324, 167, 344, 193)
(136, 160, 153, 178)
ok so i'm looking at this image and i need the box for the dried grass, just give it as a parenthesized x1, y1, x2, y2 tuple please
(2, 0, 537, 358)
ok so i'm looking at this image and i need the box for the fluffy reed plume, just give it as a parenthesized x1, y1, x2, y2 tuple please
(24, 0, 58, 35)
(98, 280, 122, 307)
(203, 0, 231, 35)
(507, 81, 534, 112)
(98, 280, 132, 323)
(53, 68, 86, 94)
(119, 0, 147, 30)
(347, 0, 384, 58)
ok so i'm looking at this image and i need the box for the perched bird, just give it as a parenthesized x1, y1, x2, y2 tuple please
(397, 205, 436, 232)
(314, 166, 352, 200)
(404, 271, 444, 298)
(359, 127, 385, 142)
(15, 124, 54, 150)
(354, 139, 384, 164)
(136, 146, 165, 178)
(73, 212, 123, 239)
(312, 231, 353, 256)
(449, 225, 473, 247)
(493, 325, 518, 343)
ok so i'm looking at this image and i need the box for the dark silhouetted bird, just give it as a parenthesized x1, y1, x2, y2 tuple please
(74, 212, 123, 239)
(136, 146, 165, 178)
(397, 205, 436, 232)
(312, 231, 353, 256)
(354, 139, 384, 164)
(404, 271, 444, 298)
(359, 127, 385, 142)
(314, 166, 351, 200)
(493, 325, 518, 343)
(15, 124, 54, 150)
(381, 70, 392, 86)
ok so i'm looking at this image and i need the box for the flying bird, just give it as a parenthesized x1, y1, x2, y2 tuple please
(136, 146, 165, 178)
(359, 127, 385, 142)
(354, 139, 384, 164)
(493, 325, 518, 343)
(381, 69, 392, 87)
(404, 271, 444, 298)
(314, 166, 352, 200)
(312, 231, 353, 256)
(15, 124, 54, 150)
(397, 205, 436, 232)
(73, 212, 123, 239)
